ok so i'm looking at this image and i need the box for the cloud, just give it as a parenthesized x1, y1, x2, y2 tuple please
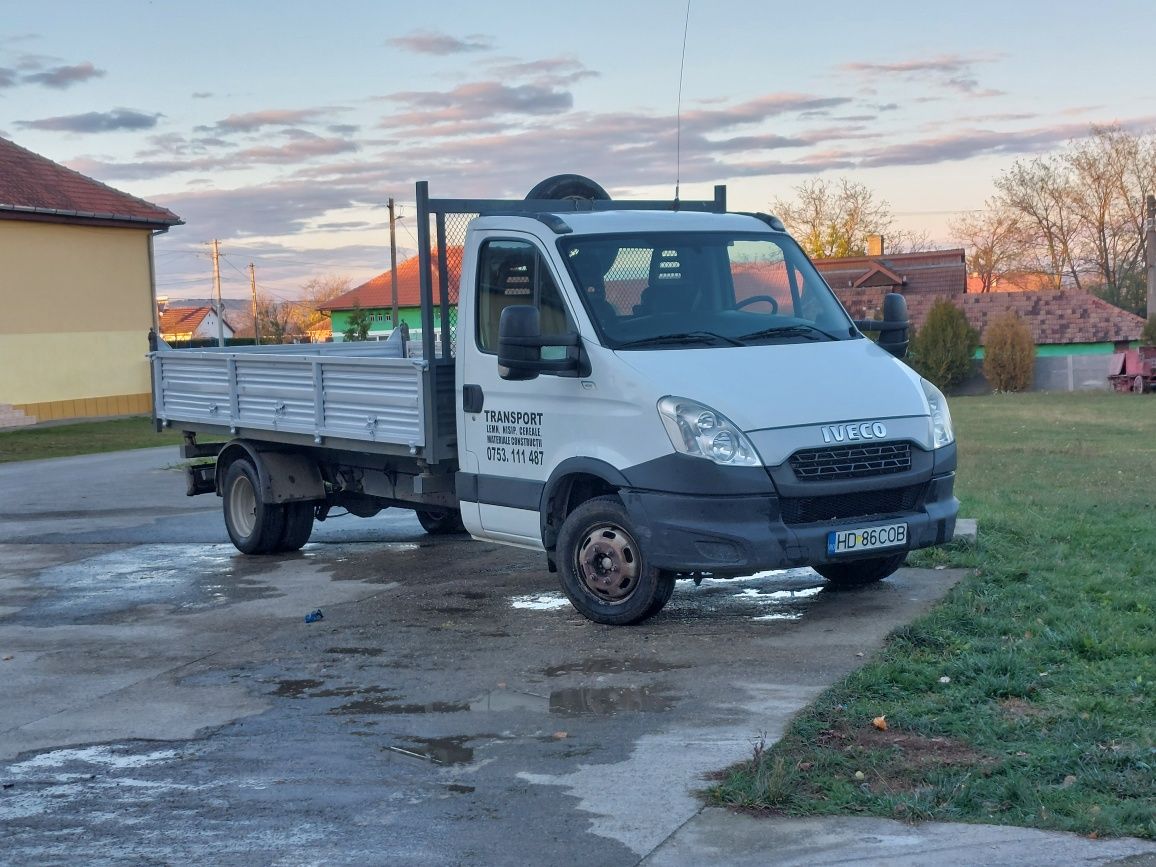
(856, 123, 1102, 168)
(383, 81, 573, 125)
(16, 108, 161, 133)
(486, 56, 598, 87)
(205, 107, 341, 133)
(842, 56, 977, 76)
(0, 67, 16, 88)
(71, 133, 358, 180)
(22, 61, 104, 89)
(192, 91, 213, 99)
(386, 30, 492, 55)
(841, 54, 1004, 99)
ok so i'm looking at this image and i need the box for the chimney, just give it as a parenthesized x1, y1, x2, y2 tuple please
(867, 234, 885, 257)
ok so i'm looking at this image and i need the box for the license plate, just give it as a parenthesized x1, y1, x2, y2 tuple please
(827, 522, 907, 556)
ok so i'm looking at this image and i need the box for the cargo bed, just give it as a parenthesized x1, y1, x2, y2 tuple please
(150, 335, 432, 456)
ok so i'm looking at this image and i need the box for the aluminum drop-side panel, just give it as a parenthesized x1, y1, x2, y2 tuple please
(154, 350, 426, 447)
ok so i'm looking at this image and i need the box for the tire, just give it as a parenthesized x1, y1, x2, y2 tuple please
(641, 572, 677, 620)
(415, 508, 466, 535)
(525, 174, 610, 202)
(275, 501, 315, 552)
(813, 552, 907, 589)
(222, 459, 285, 555)
(556, 495, 671, 625)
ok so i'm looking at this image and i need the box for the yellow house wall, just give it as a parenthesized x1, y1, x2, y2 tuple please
(0, 220, 157, 419)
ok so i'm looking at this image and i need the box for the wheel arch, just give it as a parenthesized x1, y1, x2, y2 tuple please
(215, 440, 325, 504)
(540, 457, 630, 554)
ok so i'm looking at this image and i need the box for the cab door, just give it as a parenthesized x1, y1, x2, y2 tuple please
(459, 234, 587, 547)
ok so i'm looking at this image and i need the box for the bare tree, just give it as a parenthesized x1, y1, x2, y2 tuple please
(993, 156, 1082, 290)
(949, 203, 1029, 292)
(994, 126, 1156, 311)
(772, 178, 896, 259)
(293, 274, 352, 337)
(255, 294, 297, 344)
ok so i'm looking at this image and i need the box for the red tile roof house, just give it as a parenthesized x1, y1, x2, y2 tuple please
(158, 306, 236, 344)
(811, 243, 1145, 391)
(0, 136, 182, 426)
(320, 247, 461, 346)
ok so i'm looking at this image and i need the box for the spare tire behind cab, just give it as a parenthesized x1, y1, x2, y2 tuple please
(525, 174, 610, 202)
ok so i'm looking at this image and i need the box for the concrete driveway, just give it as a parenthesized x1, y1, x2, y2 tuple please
(2, 446, 1145, 865)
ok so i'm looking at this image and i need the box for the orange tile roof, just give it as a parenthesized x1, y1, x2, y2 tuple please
(815, 249, 967, 295)
(158, 305, 236, 338)
(836, 287, 1145, 345)
(0, 136, 181, 228)
(322, 246, 464, 311)
(159, 306, 212, 337)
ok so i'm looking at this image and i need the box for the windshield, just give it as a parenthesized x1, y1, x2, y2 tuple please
(558, 232, 856, 349)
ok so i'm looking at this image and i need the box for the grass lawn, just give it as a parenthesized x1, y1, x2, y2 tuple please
(711, 392, 1155, 840)
(0, 417, 183, 463)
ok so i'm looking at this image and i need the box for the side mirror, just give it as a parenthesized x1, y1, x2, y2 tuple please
(497, 305, 586, 380)
(878, 293, 910, 359)
(853, 292, 909, 359)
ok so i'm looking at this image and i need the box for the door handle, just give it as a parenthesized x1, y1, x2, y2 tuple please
(463, 384, 484, 413)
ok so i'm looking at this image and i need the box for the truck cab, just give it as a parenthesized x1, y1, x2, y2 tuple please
(452, 204, 957, 624)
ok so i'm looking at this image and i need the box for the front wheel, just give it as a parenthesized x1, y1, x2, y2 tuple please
(813, 552, 907, 588)
(556, 496, 671, 625)
(222, 459, 285, 554)
(415, 508, 466, 535)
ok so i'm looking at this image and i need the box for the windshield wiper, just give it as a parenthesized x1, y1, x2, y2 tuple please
(738, 323, 839, 342)
(615, 330, 746, 349)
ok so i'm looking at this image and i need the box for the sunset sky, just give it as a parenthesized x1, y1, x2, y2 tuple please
(3, 0, 1153, 305)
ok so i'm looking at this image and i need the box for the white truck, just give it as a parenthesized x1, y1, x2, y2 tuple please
(152, 175, 958, 625)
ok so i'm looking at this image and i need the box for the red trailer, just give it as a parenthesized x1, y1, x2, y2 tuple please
(1108, 346, 1156, 393)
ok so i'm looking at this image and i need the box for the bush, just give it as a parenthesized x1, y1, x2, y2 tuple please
(910, 299, 977, 391)
(983, 312, 1036, 392)
(1142, 315, 1156, 346)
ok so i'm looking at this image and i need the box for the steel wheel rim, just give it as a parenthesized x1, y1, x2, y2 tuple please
(576, 523, 640, 603)
(228, 473, 257, 537)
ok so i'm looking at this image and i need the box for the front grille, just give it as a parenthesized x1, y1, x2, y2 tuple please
(789, 442, 911, 481)
(780, 483, 925, 525)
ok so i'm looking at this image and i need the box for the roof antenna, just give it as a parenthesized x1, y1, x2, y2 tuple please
(673, 0, 692, 211)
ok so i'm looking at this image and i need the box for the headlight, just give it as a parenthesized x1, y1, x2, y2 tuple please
(657, 397, 761, 466)
(921, 379, 955, 447)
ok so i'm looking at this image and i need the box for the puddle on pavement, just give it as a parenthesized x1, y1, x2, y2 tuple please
(543, 657, 689, 677)
(16, 544, 283, 622)
(315, 682, 675, 718)
(676, 568, 827, 622)
(270, 679, 327, 697)
(548, 685, 675, 716)
(509, 570, 827, 622)
(509, 592, 571, 611)
(385, 735, 480, 765)
(331, 698, 469, 715)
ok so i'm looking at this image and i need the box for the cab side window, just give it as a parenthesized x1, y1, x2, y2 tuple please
(476, 240, 571, 353)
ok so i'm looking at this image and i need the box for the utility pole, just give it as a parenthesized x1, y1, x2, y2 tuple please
(211, 239, 224, 347)
(249, 262, 260, 346)
(388, 197, 400, 330)
(1146, 195, 1156, 322)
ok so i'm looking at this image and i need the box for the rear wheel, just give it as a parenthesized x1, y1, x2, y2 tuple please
(556, 496, 671, 625)
(222, 459, 285, 554)
(1134, 375, 1148, 394)
(276, 501, 315, 552)
(415, 508, 466, 535)
(813, 552, 907, 588)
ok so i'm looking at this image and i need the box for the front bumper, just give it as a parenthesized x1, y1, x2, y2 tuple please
(619, 472, 958, 575)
